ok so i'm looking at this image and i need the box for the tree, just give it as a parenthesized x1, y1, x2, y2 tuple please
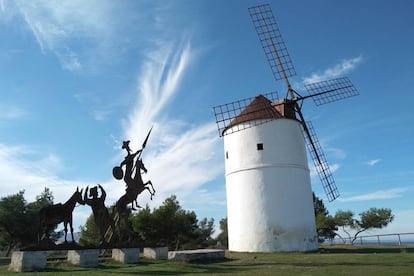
(79, 214, 101, 246)
(216, 218, 228, 248)
(131, 195, 198, 250)
(192, 217, 215, 248)
(25, 188, 56, 243)
(333, 209, 354, 243)
(0, 191, 27, 255)
(313, 193, 337, 242)
(130, 205, 155, 244)
(0, 188, 56, 255)
(130, 195, 216, 250)
(334, 208, 394, 244)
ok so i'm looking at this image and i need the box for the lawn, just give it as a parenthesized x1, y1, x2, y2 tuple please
(1, 245, 413, 275)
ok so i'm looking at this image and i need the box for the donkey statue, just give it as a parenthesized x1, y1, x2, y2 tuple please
(39, 187, 84, 243)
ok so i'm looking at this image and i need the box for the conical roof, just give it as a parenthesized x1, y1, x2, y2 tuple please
(223, 94, 283, 133)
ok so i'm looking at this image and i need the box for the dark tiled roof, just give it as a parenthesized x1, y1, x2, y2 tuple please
(223, 94, 297, 135)
(225, 94, 282, 129)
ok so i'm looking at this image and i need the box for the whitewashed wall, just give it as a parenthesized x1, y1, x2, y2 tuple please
(224, 119, 318, 252)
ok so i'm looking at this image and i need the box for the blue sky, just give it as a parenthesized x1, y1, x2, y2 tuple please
(0, 0, 413, 237)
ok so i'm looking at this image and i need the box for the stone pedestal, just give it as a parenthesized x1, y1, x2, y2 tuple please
(112, 248, 139, 264)
(168, 249, 225, 261)
(9, 251, 47, 272)
(67, 249, 99, 267)
(143, 247, 168, 260)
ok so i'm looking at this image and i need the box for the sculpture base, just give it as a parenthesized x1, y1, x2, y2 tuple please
(143, 247, 168, 260)
(112, 248, 139, 264)
(9, 251, 47, 272)
(168, 249, 225, 261)
(67, 249, 99, 267)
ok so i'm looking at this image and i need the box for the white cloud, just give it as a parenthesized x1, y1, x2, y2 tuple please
(0, 143, 97, 230)
(0, 145, 91, 204)
(303, 55, 363, 84)
(379, 209, 414, 235)
(309, 161, 340, 178)
(0, 105, 26, 120)
(124, 42, 192, 142)
(93, 110, 110, 122)
(0, 0, 5, 13)
(366, 159, 381, 166)
(0, 144, 87, 199)
(0, 2, 224, 230)
(57, 48, 82, 71)
(338, 187, 407, 202)
(116, 40, 223, 210)
(1, 0, 116, 71)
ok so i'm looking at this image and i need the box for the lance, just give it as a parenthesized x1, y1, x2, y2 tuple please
(137, 126, 153, 159)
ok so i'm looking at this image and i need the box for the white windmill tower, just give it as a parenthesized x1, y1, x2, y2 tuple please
(213, 4, 359, 252)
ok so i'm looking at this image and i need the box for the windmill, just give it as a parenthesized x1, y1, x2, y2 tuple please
(213, 4, 358, 252)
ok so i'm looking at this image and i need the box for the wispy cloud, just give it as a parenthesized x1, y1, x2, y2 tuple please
(115, 40, 223, 208)
(309, 162, 340, 178)
(0, 144, 92, 202)
(1, 0, 117, 71)
(0, 1, 223, 228)
(0, 143, 96, 230)
(303, 55, 363, 84)
(338, 187, 407, 202)
(366, 159, 381, 166)
(0, 105, 26, 120)
(124, 42, 193, 142)
(73, 92, 114, 122)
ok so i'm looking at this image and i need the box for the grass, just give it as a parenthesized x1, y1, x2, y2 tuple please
(1, 245, 413, 275)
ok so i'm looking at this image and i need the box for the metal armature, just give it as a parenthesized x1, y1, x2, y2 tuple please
(248, 4, 296, 87)
(304, 77, 359, 106)
(304, 121, 340, 202)
(213, 92, 279, 137)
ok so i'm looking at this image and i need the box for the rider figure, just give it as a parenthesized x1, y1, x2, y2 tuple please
(120, 140, 144, 210)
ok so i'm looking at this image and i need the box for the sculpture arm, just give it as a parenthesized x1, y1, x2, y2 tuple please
(98, 184, 106, 201)
(83, 186, 92, 205)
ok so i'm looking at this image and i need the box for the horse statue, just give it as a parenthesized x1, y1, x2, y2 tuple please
(39, 187, 84, 243)
(114, 157, 155, 238)
(113, 140, 155, 211)
(111, 139, 155, 241)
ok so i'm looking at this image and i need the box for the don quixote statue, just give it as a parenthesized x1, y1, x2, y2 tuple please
(35, 127, 155, 249)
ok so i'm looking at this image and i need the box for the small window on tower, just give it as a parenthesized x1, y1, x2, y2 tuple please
(257, 143, 264, 150)
(226, 151, 229, 159)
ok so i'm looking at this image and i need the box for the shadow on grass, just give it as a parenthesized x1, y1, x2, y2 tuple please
(41, 258, 251, 275)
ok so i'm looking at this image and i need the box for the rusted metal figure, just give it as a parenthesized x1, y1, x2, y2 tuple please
(39, 187, 84, 243)
(84, 185, 115, 244)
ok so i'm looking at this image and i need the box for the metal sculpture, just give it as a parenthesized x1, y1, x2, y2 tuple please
(39, 187, 84, 243)
(106, 128, 155, 242)
(113, 128, 155, 211)
(34, 129, 155, 248)
(83, 185, 115, 244)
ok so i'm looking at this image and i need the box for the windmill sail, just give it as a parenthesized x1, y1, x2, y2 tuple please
(213, 3, 360, 203)
(248, 4, 295, 91)
(303, 121, 339, 202)
(304, 77, 359, 106)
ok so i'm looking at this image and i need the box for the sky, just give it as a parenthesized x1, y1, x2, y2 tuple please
(0, 0, 413, 239)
